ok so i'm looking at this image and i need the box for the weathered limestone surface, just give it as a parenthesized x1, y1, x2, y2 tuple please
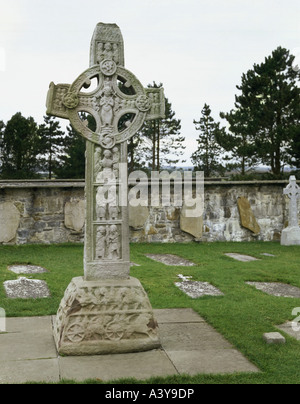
(64, 200, 85, 232)
(0, 202, 20, 243)
(180, 200, 203, 239)
(237, 196, 260, 234)
(46, 22, 164, 355)
(54, 276, 160, 355)
(129, 204, 149, 229)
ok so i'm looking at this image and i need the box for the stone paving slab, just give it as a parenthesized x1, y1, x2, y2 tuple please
(0, 309, 259, 383)
(165, 349, 258, 375)
(59, 350, 176, 382)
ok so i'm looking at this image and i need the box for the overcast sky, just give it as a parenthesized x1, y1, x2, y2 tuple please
(0, 0, 299, 165)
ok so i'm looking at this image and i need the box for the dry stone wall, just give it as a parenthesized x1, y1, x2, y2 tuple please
(0, 180, 296, 244)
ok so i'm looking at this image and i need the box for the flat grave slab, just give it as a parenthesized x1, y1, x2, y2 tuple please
(175, 280, 224, 298)
(145, 254, 195, 266)
(225, 253, 259, 262)
(8, 264, 48, 274)
(246, 281, 300, 298)
(4, 277, 51, 299)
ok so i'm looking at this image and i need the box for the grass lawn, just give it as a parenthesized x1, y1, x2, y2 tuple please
(0, 241, 300, 384)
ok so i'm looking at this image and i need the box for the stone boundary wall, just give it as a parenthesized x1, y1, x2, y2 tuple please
(0, 179, 297, 244)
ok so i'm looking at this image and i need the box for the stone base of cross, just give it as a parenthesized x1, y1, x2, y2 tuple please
(281, 176, 300, 246)
(47, 23, 164, 355)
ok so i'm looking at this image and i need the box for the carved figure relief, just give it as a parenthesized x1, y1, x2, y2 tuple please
(107, 224, 120, 259)
(96, 149, 114, 183)
(95, 225, 121, 260)
(57, 280, 158, 345)
(99, 79, 114, 128)
(95, 226, 106, 259)
(97, 41, 120, 64)
(95, 185, 119, 221)
(95, 146, 120, 182)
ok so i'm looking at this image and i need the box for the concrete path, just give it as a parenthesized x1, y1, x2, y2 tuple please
(0, 308, 259, 383)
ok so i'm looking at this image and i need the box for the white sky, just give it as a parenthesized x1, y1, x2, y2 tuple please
(0, 0, 299, 165)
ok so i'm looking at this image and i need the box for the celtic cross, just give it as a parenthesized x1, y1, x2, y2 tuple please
(46, 23, 165, 280)
(283, 175, 300, 228)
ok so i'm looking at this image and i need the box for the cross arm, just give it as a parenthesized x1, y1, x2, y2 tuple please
(144, 87, 165, 121)
(46, 82, 71, 120)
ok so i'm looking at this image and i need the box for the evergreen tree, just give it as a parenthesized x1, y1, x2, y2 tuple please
(1, 112, 41, 178)
(290, 129, 300, 169)
(54, 125, 86, 179)
(218, 108, 258, 175)
(223, 47, 300, 176)
(38, 115, 65, 179)
(133, 82, 185, 171)
(191, 104, 226, 177)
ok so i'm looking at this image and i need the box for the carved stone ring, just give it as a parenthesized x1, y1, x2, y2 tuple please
(135, 95, 152, 112)
(100, 59, 117, 76)
(63, 91, 79, 109)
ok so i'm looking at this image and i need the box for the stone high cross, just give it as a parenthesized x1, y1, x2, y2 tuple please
(281, 175, 300, 246)
(46, 23, 164, 280)
(283, 175, 300, 228)
(46, 23, 164, 355)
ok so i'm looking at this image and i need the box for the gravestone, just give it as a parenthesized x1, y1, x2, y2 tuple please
(8, 264, 48, 274)
(0, 202, 20, 243)
(145, 254, 195, 266)
(46, 23, 164, 355)
(225, 253, 259, 262)
(175, 275, 224, 298)
(246, 281, 300, 298)
(4, 277, 51, 299)
(281, 176, 300, 245)
(237, 196, 260, 235)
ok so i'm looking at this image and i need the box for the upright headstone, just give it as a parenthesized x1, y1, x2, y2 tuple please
(281, 175, 300, 246)
(46, 23, 165, 355)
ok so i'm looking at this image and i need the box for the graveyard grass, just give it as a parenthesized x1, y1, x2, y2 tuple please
(1, 241, 300, 384)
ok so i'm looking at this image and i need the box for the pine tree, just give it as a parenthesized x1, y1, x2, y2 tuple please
(225, 47, 300, 176)
(38, 115, 65, 179)
(133, 82, 185, 171)
(191, 104, 226, 177)
(54, 125, 86, 179)
(218, 108, 258, 175)
(1, 112, 41, 178)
